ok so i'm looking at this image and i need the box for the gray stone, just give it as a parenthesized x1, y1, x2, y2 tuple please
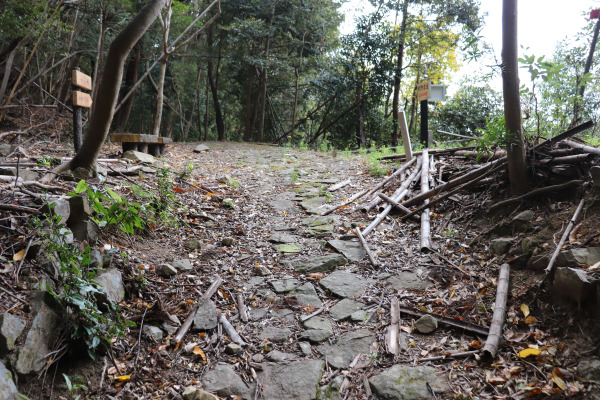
(287, 283, 323, 308)
(257, 360, 325, 400)
(249, 309, 268, 322)
(202, 363, 254, 399)
(162, 322, 179, 335)
(299, 341, 312, 356)
(522, 237, 542, 254)
(173, 259, 193, 271)
(300, 329, 333, 343)
(300, 197, 328, 214)
(272, 309, 296, 323)
(329, 299, 363, 321)
(0, 144, 11, 157)
(143, 325, 163, 341)
(269, 198, 296, 212)
(225, 343, 243, 355)
(159, 263, 178, 277)
(89, 249, 103, 269)
(305, 224, 334, 236)
(266, 350, 296, 362)
(0, 167, 38, 182)
(268, 232, 299, 244)
(0, 361, 17, 400)
(259, 327, 293, 343)
(415, 314, 438, 334)
(320, 270, 369, 298)
(16, 293, 61, 375)
(0, 314, 25, 355)
(43, 197, 70, 223)
(255, 264, 271, 276)
(270, 277, 301, 293)
(557, 247, 600, 267)
(552, 165, 579, 177)
(578, 359, 600, 381)
(302, 316, 332, 332)
(184, 239, 202, 250)
(222, 237, 234, 247)
(192, 298, 218, 331)
(66, 195, 93, 225)
(317, 330, 375, 369)
(369, 365, 449, 400)
(123, 150, 156, 164)
(385, 270, 432, 291)
(275, 243, 303, 253)
(295, 254, 348, 274)
(327, 240, 366, 262)
(193, 144, 210, 153)
(94, 269, 125, 305)
(512, 210, 535, 224)
(302, 216, 334, 227)
(491, 238, 513, 255)
(182, 387, 219, 400)
(351, 310, 369, 322)
(69, 220, 99, 243)
(552, 267, 598, 305)
(527, 254, 550, 271)
(591, 166, 600, 188)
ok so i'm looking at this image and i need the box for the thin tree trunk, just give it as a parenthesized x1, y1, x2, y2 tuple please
(207, 26, 224, 140)
(114, 43, 141, 133)
(0, 38, 27, 104)
(90, 5, 107, 120)
(502, 0, 528, 195)
(242, 65, 256, 141)
(356, 81, 366, 148)
(391, 0, 409, 147)
(152, 0, 172, 137)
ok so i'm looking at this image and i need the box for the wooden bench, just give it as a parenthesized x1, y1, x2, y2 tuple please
(110, 134, 173, 157)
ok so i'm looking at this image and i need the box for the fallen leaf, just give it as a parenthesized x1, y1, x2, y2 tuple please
(193, 346, 207, 364)
(13, 249, 25, 261)
(523, 316, 537, 325)
(521, 304, 530, 318)
(552, 371, 566, 390)
(518, 348, 542, 358)
(115, 375, 131, 382)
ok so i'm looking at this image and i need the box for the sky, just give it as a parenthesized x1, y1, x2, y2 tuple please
(339, 0, 600, 92)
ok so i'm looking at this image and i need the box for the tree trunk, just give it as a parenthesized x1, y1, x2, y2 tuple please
(151, 0, 172, 137)
(207, 26, 224, 140)
(113, 43, 141, 133)
(0, 38, 27, 104)
(242, 65, 256, 141)
(502, 0, 528, 195)
(53, 0, 168, 177)
(391, 0, 409, 147)
(356, 81, 366, 148)
(90, 4, 107, 120)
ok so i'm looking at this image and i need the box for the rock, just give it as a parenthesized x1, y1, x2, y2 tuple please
(69, 220, 99, 243)
(369, 365, 449, 400)
(248, 309, 268, 322)
(94, 269, 125, 305)
(327, 240, 366, 262)
(123, 150, 156, 164)
(162, 322, 178, 335)
(591, 166, 600, 188)
(272, 309, 296, 323)
(522, 236, 542, 254)
(578, 359, 600, 381)
(184, 239, 203, 250)
(42, 197, 71, 223)
(66, 195, 93, 225)
(257, 360, 325, 400)
(302, 216, 335, 227)
(266, 350, 296, 362)
(295, 254, 348, 274)
(320, 270, 369, 298)
(0, 361, 18, 400)
(143, 325, 163, 341)
(89, 249, 103, 269)
(329, 299, 363, 321)
(512, 210, 535, 224)
(384, 270, 431, 291)
(252, 354, 265, 363)
(552, 165, 579, 177)
(193, 144, 210, 153)
(192, 298, 218, 331)
(300, 329, 333, 343)
(351, 310, 369, 322)
(302, 316, 332, 332)
(254, 264, 271, 276)
(552, 267, 598, 305)
(0, 314, 25, 356)
(16, 293, 62, 375)
(491, 238, 513, 255)
(202, 363, 254, 399)
(557, 247, 600, 267)
(300, 197, 328, 214)
(0, 167, 39, 182)
(317, 330, 375, 369)
(182, 387, 218, 400)
(415, 314, 438, 333)
(259, 327, 292, 343)
(268, 232, 299, 244)
(0, 144, 11, 157)
(225, 343, 243, 355)
(299, 341, 312, 356)
(159, 263, 178, 277)
(221, 237, 234, 247)
(270, 277, 301, 293)
(172, 259, 193, 271)
(305, 224, 334, 236)
(287, 283, 323, 308)
(275, 243, 303, 253)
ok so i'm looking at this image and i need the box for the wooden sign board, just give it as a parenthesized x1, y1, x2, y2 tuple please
(417, 80, 430, 101)
(73, 91, 93, 108)
(72, 70, 92, 91)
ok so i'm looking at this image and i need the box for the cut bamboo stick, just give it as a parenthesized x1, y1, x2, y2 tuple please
(385, 298, 400, 355)
(482, 263, 510, 362)
(356, 227, 379, 267)
(420, 151, 432, 252)
(564, 139, 600, 156)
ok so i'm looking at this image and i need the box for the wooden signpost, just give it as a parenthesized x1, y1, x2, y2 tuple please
(416, 80, 446, 148)
(72, 68, 92, 152)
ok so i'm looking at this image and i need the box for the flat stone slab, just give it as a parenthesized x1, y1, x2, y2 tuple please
(302, 316, 333, 332)
(268, 232, 300, 244)
(300, 197, 328, 214)
(287, 283, 323, 308)
(369, 365, 449, 400)
(305, 224, 334, 236)
(193, 144, 210, 152)
(320, 270, 369, 298)
(275, 243, 303, 254)
(257, 360, 325, 400)
(270, 277, 301, 293)
(302, 216, 335, 227)
(295, 254, 348, 274)
(0, 313, 25, 355)
(300, 329, 333, 343)
(317, 330, 375, 369)
(327, 240, 366, 262)
(202, 364, 254, 399)
(192, 298, 218, 331)
(270, 198, 297, 212)
(0, 361, 17, 400)
(259, 327, 293, 343)
(384, 270, 432, 291)
(329, 299, 364, 321)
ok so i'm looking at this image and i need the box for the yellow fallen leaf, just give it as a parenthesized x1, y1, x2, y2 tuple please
(521, 304, 530, 318)
(115, 375, 131, 382)
(524, 316, 537, 325)
(13, 249, 26, 262)
(518, 348, 542, 358)
(552, 372, 566, 390)
(193, 346, 207, 364)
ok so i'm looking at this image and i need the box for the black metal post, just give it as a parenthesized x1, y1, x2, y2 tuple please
(420, 99, 428, 147)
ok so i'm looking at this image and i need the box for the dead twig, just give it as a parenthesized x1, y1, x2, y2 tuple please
(481, 263, 510, 362)
(355, 227, 379, 267)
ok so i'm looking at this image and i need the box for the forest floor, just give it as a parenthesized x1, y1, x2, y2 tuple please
(4, 139, 600, 400)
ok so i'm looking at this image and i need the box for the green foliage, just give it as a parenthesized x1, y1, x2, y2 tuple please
(474, 117, 512, 161)
(63, 373, 88, 400)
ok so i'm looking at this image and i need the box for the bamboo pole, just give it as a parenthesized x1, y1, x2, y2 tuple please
(355, 227, 379, 267)
(564, 139, 600, 156)
(488, 180, 583, 213)
(420, 151, 432, 252)
(385, 298, 400, 355)
(481, 263, 510, 361)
